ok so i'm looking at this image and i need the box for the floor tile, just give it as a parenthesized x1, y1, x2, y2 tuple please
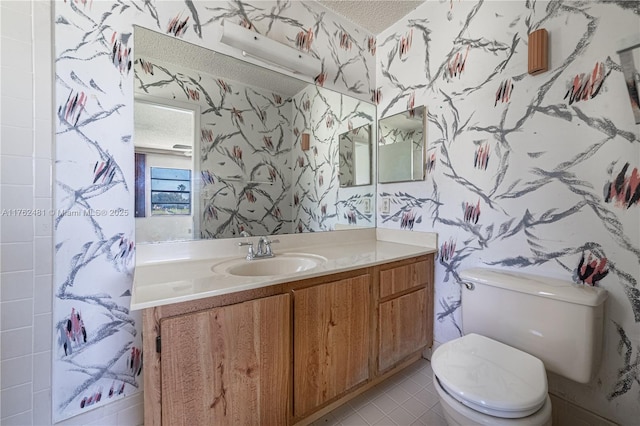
(312, 412, 338, 425)
(430, 402, 444, 418)
(324, 359, 437, 426)
(414, 387, 439, 409)
(340, 411, 368, 426)
(415, 409, 447, 426)
(357, 402, 386, 425)
(401, 396, 430, 418)
(332, 402, 356, 421)
(372, 392, 400, 414)
(408, 371, 432, 387)
(386, 384, 412, 404)
(398, 377, 423, 395)
(372, 416, 396, 426)
(387, 406, 416, 425)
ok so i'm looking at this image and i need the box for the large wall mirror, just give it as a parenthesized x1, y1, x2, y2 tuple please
(134, 26, 376, 243)
(378, 106, 426, 184)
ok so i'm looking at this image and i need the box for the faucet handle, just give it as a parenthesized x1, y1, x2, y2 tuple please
(263, 238, 279, 255)
(238, 241, 254, 260)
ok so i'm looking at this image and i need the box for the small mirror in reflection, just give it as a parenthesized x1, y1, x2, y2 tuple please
(339, 124, 372, 187)
(378, 106, 426, 184)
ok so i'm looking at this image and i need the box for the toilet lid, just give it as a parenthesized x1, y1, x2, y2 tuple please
(432, 334, 548, 418)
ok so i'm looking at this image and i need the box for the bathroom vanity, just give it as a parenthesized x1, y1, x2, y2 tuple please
(132, 229, 435, 426)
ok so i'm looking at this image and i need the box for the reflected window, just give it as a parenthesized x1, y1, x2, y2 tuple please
(150, 167, 191, 215)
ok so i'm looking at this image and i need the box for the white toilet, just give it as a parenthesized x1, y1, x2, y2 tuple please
(431, 268, 608, 426)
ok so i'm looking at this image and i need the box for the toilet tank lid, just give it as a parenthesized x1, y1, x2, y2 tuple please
(460, 268, 608, 307)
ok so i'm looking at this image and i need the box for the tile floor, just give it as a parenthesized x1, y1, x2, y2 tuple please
(311, 359, 447, 426)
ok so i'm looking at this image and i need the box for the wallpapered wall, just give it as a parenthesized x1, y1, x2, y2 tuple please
(53, 0, 374, 421)
(134, 56, 295, 239)
(53, 0, 640, 423)
(292, 85, 376, 232)
(375, 1, 639, 423)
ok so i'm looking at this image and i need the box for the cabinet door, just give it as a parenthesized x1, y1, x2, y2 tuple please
(160, 294, 290, 426)
(293, 275, 370, 418)
(378, 287, 430, 372)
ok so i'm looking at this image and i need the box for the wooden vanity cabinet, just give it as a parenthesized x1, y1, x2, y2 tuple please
(142, 253, 434, 426)
(155, 293, 290, 426)
(377, 256, 433, 373)
(292, 274, 371, 418)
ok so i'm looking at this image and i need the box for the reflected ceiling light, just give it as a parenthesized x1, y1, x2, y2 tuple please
(172, 144, 192, 150)
(219, 21, 321, 78)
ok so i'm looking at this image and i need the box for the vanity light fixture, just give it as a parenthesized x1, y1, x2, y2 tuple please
(219, 21, 321, 78)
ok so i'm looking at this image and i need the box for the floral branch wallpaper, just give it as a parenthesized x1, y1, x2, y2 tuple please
(134, 56, 295, 239)
(375, 1, 639, 423)
(54, 0, 374, 421)
(292, 85, 376, 232)
(54, 0, 639, 423)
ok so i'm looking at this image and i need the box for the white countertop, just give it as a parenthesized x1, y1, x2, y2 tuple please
(131, 229, 437, 310)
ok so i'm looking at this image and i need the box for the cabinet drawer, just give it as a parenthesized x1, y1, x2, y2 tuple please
(378, 287, 430, 372)
(379, 259, 430, 299)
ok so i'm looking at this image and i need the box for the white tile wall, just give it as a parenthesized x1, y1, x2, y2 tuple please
(1, 125, 33, 157)
(1, 271, 33, 302)
(0, 1, 145, 424)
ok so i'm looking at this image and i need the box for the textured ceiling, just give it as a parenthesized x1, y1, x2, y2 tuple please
(134, 26, 307, 99)
(318, 0, 425, 34)
(134, 101, 194, 152)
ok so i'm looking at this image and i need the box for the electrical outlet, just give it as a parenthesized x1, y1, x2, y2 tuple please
(362, 198, 371, 214)
(381, 197, 390, 214)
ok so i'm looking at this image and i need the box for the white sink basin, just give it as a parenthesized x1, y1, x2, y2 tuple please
(212, 253, 327, 277)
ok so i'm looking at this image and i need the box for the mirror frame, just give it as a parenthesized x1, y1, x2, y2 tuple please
(338, 124, 373, 188)
(377, 105, 427, 184)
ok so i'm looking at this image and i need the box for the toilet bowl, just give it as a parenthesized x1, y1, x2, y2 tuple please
(426, 268, 607, 426)
(431, 334, 552, 426)
(434, 374, 552, 426)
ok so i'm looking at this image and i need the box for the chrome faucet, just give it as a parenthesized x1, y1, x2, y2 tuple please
(238, 236, 279, 260)
(256, 236, 279, 258)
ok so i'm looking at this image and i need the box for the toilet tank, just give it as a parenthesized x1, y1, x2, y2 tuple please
(460, 268, 608, 384)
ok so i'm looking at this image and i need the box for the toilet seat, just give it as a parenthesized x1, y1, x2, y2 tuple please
(431, 334, 548, 419)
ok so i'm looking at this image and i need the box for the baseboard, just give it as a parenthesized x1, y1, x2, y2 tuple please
(548, 393, 617, 426)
